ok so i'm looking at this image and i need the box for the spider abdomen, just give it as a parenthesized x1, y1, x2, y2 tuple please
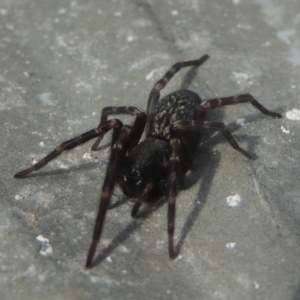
(148, 90, 202, 140)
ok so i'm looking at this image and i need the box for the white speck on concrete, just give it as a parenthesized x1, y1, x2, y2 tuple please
(146, 68, 164, 80)
(286, 109, 300, 120)
(171, 10, 178, 16)
(119, 245, 130, 254)
(114, 11, 122, 17)
(226, 242, 237, 249)
(281, 126, 290, 134)
(58, 8, 67, 15)
(232, 72, 249, 81)
(254, 281, 260, 289)
(236, 118, 246, 126)
(56, 36, 67, 47)
(36, 235, 53, 256)
(232, 72, 252, 86)
(106, 256, 112, 263)
(263, 41, 271, 47)
(90, 276, 99, 284)
(83, 152, 93, 160)
(15, 194, 25, 201)
(127, 35, 137, 42)
(36, 235, 49, 244)
(0, 9, 7, 15)
(38, 92, 56, 106)
(262, 137, 273, 145)
(75, 81, 93, 92)
(233, 0, 240, 4)
(39, 141, 45, 147)
(59, 162, 69, 170)
(226, 194, 241, 207)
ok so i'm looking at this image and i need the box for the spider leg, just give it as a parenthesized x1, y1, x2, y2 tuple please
(92, 106, 146, 152)
(167, 137, 182, 258)
(201, 94, 282, 118)
(14, 119, 123, 178)
(86, 125, 134, 268)
(131, 182, 154, 217)
(146, 54, 209, 116)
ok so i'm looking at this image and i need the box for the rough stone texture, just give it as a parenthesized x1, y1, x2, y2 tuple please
(1, 0, 300, 299)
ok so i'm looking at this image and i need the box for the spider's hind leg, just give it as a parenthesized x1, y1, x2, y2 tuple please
(201, 94, 282, 118)
(172, 120, 252, 159)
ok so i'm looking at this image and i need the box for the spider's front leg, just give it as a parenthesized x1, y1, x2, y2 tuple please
(86, 125, 134, 268)
(146, 54, 209, 117)
(91, 106, 146, 152)
(14, 119, 123, 178)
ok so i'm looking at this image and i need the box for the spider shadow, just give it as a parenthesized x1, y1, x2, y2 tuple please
(172, 112, 266, 257)
(202, 107, 270, 160)
(173, 145, 221, 257)
(180, 63, 203, 91)
(21, 162, 100, 178)
(91, 143, 221, 268)
(91, 197, 166, 268)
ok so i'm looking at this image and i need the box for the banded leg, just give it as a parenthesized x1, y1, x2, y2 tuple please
(201, 94, 282, 118)
(146, 54, 209, 116)
(92, 106, 146, 152)
(131, 182, 154, 217)
(14, 119, 123, 178)
(86, 126, 134, 268)
(167, 137, 182, 258)
(171, 120, 252, 159)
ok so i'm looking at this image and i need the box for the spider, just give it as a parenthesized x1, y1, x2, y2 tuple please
(14, 54, 282, 268)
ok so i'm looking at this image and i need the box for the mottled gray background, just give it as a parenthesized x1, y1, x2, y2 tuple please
(1, 0, 300, 299)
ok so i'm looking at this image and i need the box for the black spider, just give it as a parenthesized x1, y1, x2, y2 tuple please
(14, 55, 282, 268)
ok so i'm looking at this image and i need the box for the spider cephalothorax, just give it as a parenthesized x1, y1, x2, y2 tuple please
(14, 54, 282, 268)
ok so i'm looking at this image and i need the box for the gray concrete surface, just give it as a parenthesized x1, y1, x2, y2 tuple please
(1, 0, 300, 299)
